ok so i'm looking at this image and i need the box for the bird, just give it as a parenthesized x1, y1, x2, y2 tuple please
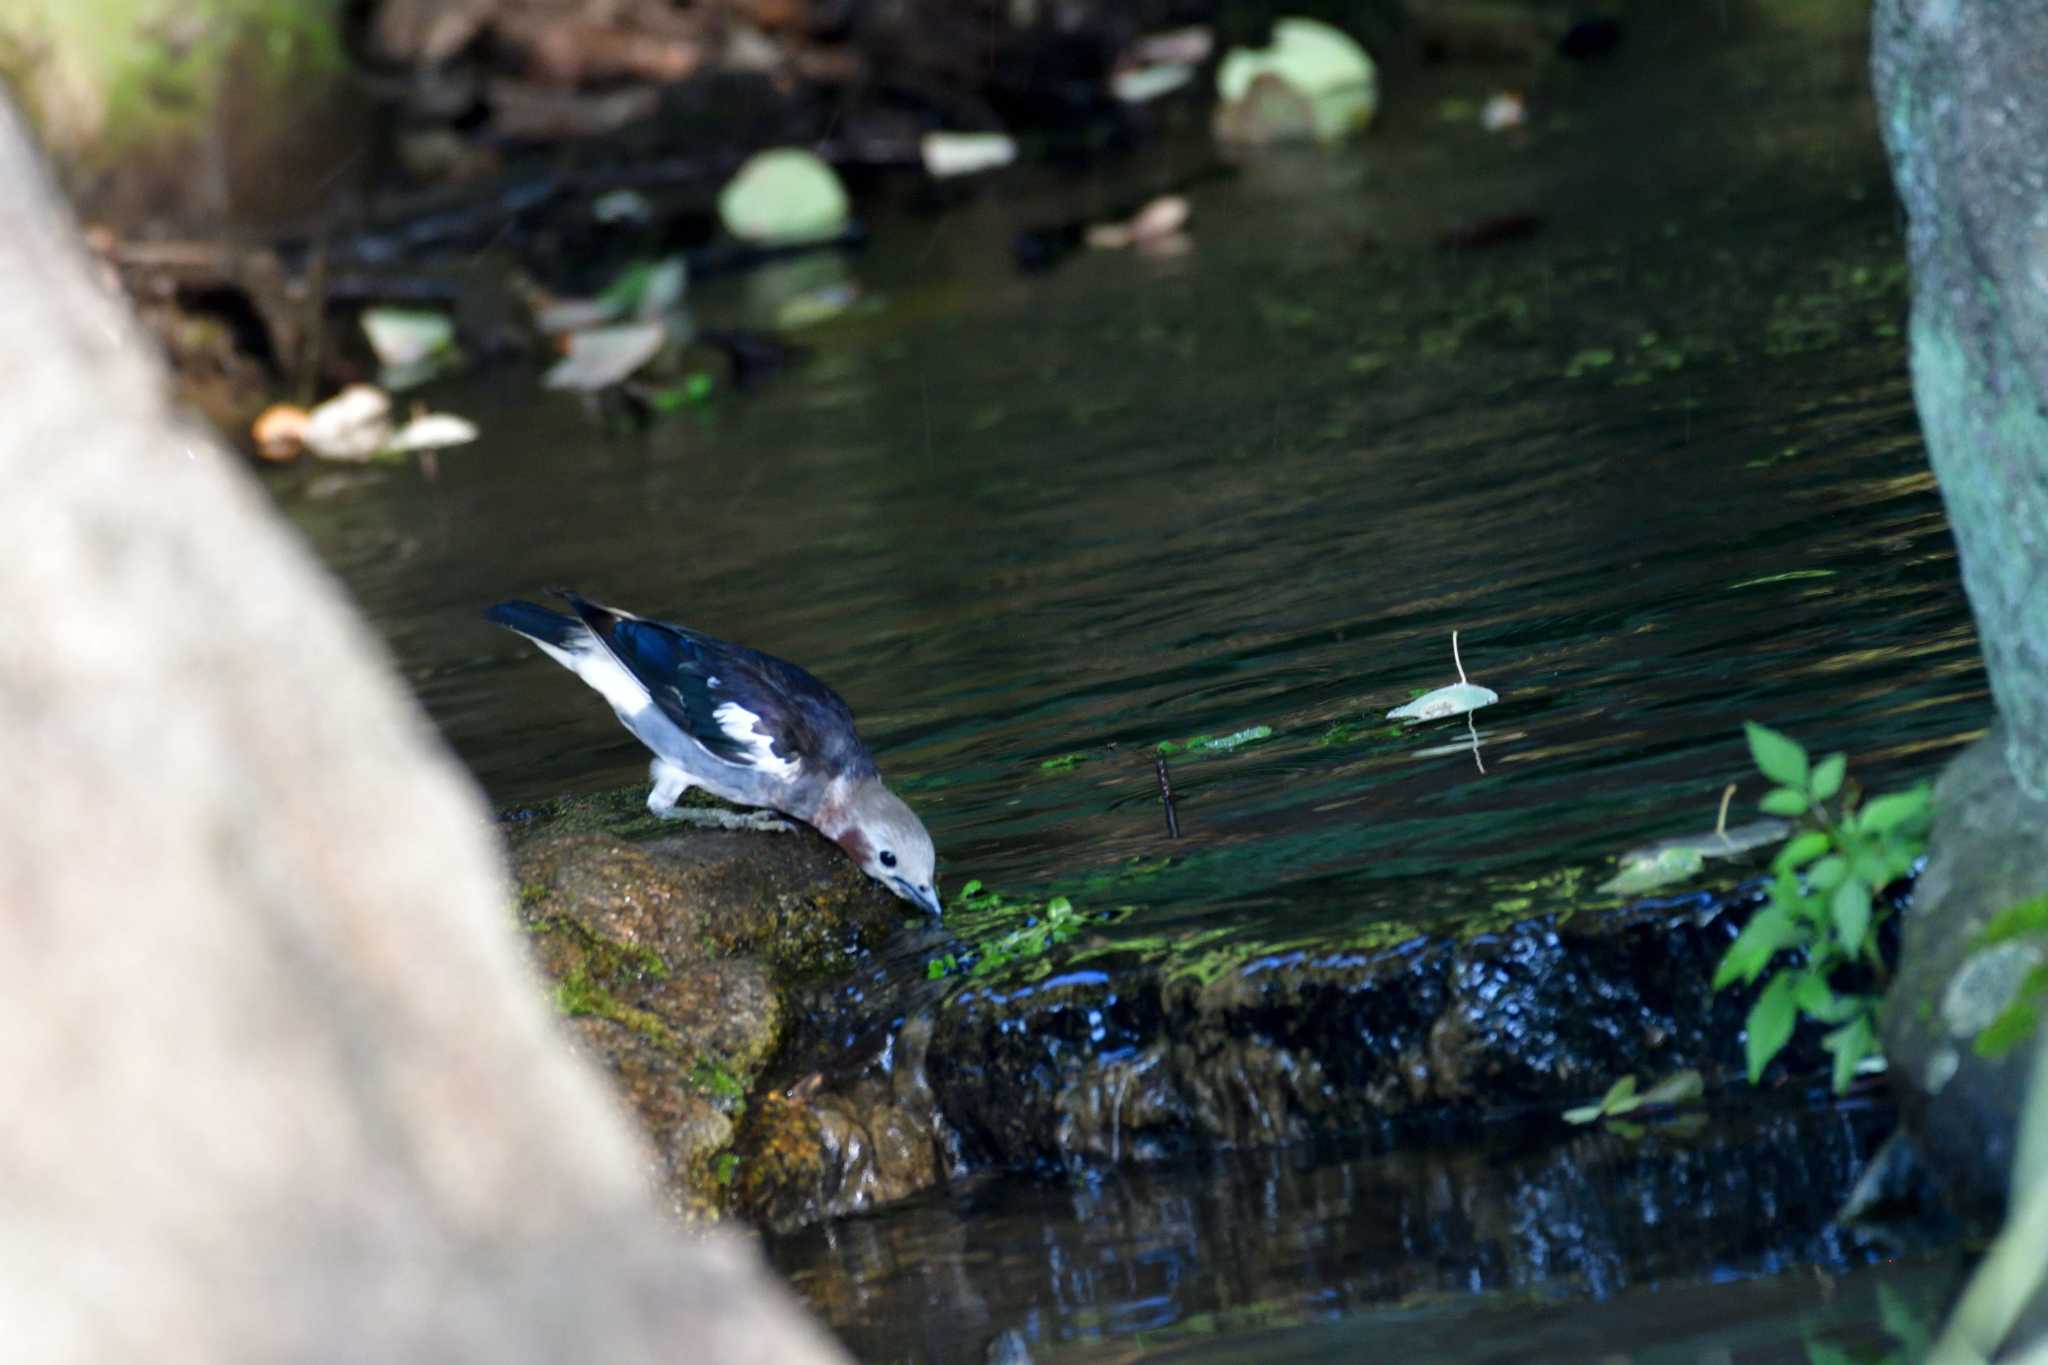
(486, 591, 942, 916)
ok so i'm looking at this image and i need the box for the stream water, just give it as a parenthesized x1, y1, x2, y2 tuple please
(282, 0, 1982, 1357)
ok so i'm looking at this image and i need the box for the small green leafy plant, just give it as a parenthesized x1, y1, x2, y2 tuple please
(1714, 723, 1932, 1092)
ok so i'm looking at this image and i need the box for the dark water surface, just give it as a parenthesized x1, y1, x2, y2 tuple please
(768, 1098, 1960, 1363)
(282, 0, 1982, 1356)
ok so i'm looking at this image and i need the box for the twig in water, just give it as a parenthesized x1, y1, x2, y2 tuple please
(1715, 782, 1737, 839)
(1453, 627, 1469, 685)
(1466, 711, 1486, 774)
(1155, 755, 1180, 838)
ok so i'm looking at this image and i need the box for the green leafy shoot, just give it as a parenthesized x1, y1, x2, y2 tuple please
(1563, 1069, 1704, 1125)
(1715, 723, 1932, 1091)
(1040, 752, 1091, 772)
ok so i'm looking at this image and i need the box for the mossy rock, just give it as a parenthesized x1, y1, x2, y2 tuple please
(1880, 732, 2048, 1226)
(511, 818, 920, 1222)
(1, 0, 371, 230)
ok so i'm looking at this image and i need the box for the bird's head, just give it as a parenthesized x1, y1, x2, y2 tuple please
(835, 782, 941, 916)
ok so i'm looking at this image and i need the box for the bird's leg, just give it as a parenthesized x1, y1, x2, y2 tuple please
(646, 759, 694, 818)
(645, 759, 796, 833)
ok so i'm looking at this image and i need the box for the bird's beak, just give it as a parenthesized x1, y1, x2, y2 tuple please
(895, 877, 944, 918)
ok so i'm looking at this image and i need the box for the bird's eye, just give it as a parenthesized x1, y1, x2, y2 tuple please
(880, 850, 897, 868)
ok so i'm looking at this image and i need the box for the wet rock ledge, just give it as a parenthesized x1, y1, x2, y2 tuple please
(507, 793, 1832, 1231)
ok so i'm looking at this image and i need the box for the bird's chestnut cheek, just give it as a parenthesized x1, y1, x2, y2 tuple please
(835, 828, 872, 865)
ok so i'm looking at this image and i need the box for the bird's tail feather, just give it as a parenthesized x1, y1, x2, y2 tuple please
(484, 599, 583, 648)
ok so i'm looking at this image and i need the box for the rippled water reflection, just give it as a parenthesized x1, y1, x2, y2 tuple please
(283, 0, 1980, 959)
(768, 1100, 1959, 1362)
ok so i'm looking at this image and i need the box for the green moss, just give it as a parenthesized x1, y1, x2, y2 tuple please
(4, 0, 344, 156)
(691, 1057, 748, 1101)
(550, 967, 681, 1053)
(529, 912, 670, 983)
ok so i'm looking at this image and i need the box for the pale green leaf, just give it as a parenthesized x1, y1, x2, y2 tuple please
(1760, 787, 1809, 817)
(1745, 721, 1809, 788)
(1600, 1074, 1640, 1113)
(1859, 785, 1932, 834)
(1772, 830, 1830, 872)
(1745, 972, 1800, 1082)
(1714, 905, 1795, 989)
(1809, 752, 1846, 802)
(1636, 1069, 1704, 1107)
(1792, 969, 1854, 1024)
(1832, 878, 1872, 954)
(1822, 1015, 1875, 1094)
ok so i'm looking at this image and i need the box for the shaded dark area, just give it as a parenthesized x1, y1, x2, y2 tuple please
(768, 1099, 1959, 1361)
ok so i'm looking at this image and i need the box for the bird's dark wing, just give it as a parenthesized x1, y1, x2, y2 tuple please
(560, 592, 875, 780)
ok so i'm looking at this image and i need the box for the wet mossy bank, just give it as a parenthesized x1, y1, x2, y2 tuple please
(504, 791, 1862, 1230)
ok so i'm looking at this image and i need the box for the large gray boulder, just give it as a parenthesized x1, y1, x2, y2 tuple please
(0, 95, 844, 1365)
(1873, 0, 2048, 1222)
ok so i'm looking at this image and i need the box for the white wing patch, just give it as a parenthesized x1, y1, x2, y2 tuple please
(713, 700, 801, 779)
(529, 631, 653, 718)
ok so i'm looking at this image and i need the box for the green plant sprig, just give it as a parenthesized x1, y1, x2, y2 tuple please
(1713, 722, 1931, 1093)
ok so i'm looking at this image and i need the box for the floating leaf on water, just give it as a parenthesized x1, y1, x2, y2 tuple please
(1215, 17, 1378, 146)
(1113, 63, 1195, 103)
(543, 322, 667, 391)
(303, 384, 393, 462)
(382, 412, 479, 455)
(1636, 1068, 1705, 1107)
(920, 131, 1019, 179)
(1388, 681, 1499, 723)
(1596, 845, 1706, 897)
(1617, 818, 1795, 868)
(717, 148, 850, 246)
(1387, 629, 1499, 723)
(361, 307, 454, 371)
